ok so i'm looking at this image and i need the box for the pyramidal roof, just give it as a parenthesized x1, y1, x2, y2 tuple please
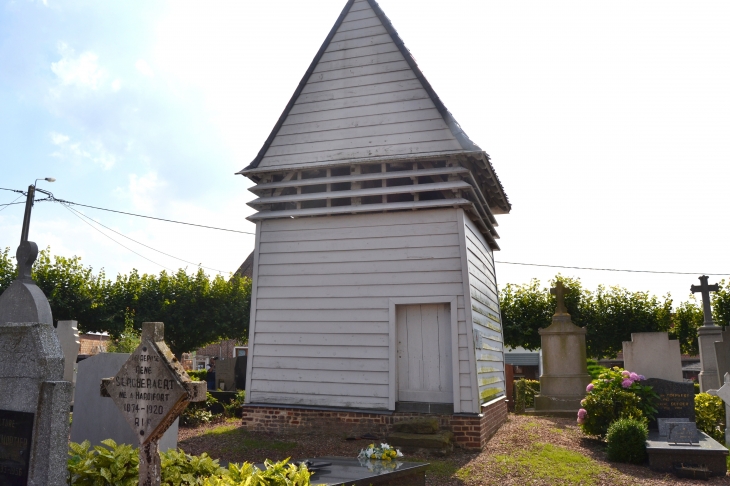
(239, 0, 485, 173)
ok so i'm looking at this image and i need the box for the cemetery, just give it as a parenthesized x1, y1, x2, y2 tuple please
(1, 0, 730, 485)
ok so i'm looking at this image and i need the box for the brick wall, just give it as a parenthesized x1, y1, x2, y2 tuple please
(241, 397, 508, 451)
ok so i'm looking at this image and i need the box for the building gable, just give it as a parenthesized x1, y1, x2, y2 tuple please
(242, 0, 480, 172)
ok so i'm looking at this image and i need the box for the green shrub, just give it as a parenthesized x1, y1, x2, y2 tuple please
(606, 418, 648, 464)
(181, 392, 220, 426)
(694, 382, 701, 395)
(695, 392, 725, 442)
(514, 379, 540, 413)
(67, 439, 139, 486)
(160, 449, 225, 485)
(187, 370, 208, 381)
(223, 390, 246, 417)
(586, 359, 609, 379)
(579, 367, 658, 438)
(68, 441, 312, 485)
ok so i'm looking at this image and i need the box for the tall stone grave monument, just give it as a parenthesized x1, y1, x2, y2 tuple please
(713, 329, 730, 389)
(0, 184, 71, 485)
(534, 282, 592, 414)
(101, 322, 206, 486)
(55, 319, 80, 403)
(693, 275, 721, 391)
(622, 332, 683, 381)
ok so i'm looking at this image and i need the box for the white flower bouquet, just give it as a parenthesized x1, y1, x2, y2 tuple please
(357, 443, 404, 461)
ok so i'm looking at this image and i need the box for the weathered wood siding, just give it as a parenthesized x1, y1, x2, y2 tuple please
(463, 216, 505, 404)
(247, 208, 475, 411)
(258, 0, 463, 169)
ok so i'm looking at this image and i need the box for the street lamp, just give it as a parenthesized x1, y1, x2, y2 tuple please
(20, 177, 56, 243)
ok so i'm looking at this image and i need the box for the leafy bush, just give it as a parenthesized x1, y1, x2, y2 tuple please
(694, 382, 701, 395)
(68, 439, 139, 486)
(180, 393, 219, 427)
(586, 359, 609, 379)
(579, 367, 658, 438)
(160, 449, 225, 485)
(223, 390, 246, 417)
(68, 441, 312, 485)
(606, 418, 648, 464)
(514, 379, 540, 413)
(187, 370, 208, 381)
(695, 393, 726, 443)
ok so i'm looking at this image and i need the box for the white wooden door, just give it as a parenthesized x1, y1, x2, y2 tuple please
(396, 303, 452, 403)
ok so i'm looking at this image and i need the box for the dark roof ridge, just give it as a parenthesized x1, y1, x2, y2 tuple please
(238, 0, 480, 173)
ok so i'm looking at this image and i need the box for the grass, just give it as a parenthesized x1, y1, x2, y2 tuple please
(203, 423, 297, 454)
(423, 459, 459, 479)
(492, 442, 610, 486)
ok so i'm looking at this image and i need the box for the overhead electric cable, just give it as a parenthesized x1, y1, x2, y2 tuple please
(495, 261, 728, 276)
(0, 187, 25, 194)
(0, 195, 23, 212)
(61, 204, 173, 272)
(53, 197, 255, 235)
(64, 203, 228, 274)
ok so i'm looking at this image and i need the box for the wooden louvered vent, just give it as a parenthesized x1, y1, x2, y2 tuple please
(247, 154, 501, 250)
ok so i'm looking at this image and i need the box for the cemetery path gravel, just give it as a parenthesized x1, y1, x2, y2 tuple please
(178, 414, 730, 485)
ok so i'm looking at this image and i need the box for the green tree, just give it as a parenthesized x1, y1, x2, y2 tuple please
(669, 298, 703, 355)
(713, 280, 730, 328)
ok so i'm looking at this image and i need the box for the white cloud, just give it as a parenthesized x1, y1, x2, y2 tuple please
(135, 59, 154, 77)
(118, 172, 167, 212)
(51, 42, 107, 90)
(111, 79, 122, 91)
(49, 133, 116, 169)
(50, 131, 69, 145)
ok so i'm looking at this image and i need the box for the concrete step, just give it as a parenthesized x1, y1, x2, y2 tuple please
(392, 418, 439, 434)
(388, 431, 454, 455)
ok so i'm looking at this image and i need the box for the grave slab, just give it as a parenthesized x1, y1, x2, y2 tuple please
(622, 333, 682, 382)
(641, 378, 695, 428)
(646, 430, 728, 476)
(280, 457, 427, 486)
(71, 353, 179, 451)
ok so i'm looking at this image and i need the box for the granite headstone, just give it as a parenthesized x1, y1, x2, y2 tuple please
(622, 332, 683, 381)
(657, 417, 689, 437)
(642, 378, 695, 427)
(668, 422, 700, 444)
(71, 353, 179, 452)
(0, 235, 71, 485)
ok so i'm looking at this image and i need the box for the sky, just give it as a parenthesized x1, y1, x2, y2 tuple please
(1, 0, 729, 306)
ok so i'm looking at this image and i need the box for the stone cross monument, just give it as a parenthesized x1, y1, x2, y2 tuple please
(0, 184, 71, 486)
(693, 275, 722, 392)
(101, 322, 206, 486)
(534, 282, 592, 414)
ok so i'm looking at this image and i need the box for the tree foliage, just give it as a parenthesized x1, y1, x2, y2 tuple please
(501, 276, 675, 358)
(0, 247, 251, 357)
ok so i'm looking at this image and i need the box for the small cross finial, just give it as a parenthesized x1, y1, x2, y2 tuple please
(691, 275, 719, 326)
(550, 281, 569, 316)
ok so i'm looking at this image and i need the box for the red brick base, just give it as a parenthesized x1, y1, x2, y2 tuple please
(241, 397, 507, 451)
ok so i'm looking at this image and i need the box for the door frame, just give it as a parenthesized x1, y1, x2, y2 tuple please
(389, 296, 460, 413)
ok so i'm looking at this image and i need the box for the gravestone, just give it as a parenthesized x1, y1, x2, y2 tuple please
(657, 418, 689, 437)
(101, 322, 206, 486)
(622, 332, 682, 382)
(692, 275, 721, 391)
(533, 282, 591, 414)
(667, 422, 700, 444)
(71, 353, 179, 451)
(216, 356, 247, 391)
(713, 329, 730, 389)
(641, 378, 695, 426)
(0, 186, 72, 486)
(55, 320, 80, 403)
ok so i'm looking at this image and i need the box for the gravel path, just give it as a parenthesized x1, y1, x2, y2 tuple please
(178, 414, 730, 485)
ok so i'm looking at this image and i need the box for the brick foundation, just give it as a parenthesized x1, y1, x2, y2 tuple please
(241, 396, 507, 450)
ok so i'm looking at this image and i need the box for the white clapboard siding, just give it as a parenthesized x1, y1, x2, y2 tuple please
(257, 0, 465, 169)
(248, 208, 474, 410)
(463, 216, 506, 405)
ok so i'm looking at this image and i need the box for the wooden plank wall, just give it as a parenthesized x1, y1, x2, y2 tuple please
(248, 208, 473, 410)
(258, 0, 463, 168)
(463, 216, 506, 405)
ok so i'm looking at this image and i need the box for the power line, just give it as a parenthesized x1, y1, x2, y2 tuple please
(61, 204, 174, 272)
(495, 260, 728, 276)
(53, 197, 255, 235)
(0, 187, 24, 194)
(63, 203, 228, 274)
(0, 195, 24, 211)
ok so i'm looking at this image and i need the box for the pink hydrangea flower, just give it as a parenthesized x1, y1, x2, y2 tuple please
(577, 408, 588, 419)
(621, 379, 632, 388)
(629, 372, 639, 381)
(621, 370, 630, 377)
(586, 383, 594, 392)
